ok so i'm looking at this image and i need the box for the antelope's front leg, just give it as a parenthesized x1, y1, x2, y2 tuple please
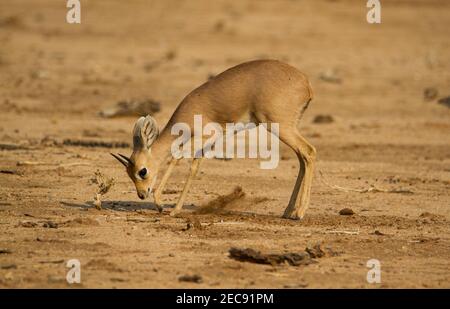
(171, 157, 203, 216)
(153, 158, 179, 212)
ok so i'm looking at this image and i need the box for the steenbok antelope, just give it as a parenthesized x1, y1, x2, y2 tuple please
(112, 60, 316, 220)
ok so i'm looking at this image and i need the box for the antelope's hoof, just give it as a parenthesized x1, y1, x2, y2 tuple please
(282, 212, 302, 221)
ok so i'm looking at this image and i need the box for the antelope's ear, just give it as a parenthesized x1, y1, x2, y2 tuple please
(133, 115, 159, 150)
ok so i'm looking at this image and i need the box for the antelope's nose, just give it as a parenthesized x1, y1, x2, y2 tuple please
(137, 192, 146, 200)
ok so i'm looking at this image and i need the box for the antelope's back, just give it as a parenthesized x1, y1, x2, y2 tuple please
(170, 60, 312, 126)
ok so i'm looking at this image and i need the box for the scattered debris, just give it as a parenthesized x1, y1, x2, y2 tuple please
(0, 143, 29, 151)
(304, 243, 325, 258)
(229, 247, 314, 266)
(42, 221, 58, 229)
(178, 274, 203, 283)
(319, 69, 342, 84)
(417, 212, 446, 224)
(313, 114, 334, 124)
(252, 197, 273, 204)
(63, 139, 130, 148)
(0, 249, 12, 254)
(424, 87, 438, 101)
(195, 186, 245, 214)
(39, 136, 59, 147)
(305, 243, 339, 258)
(214, 156, 232, 161)
(39, 259, 64, 264)
(62, 217, 100, 227)
(372, 230, 385, 236)
(18, 221, 37, 228)
(18, 220, 61, 229)
(339, 208, 355, 216)
(408, 237, 440, 244)
(110, 277, 127, 282)
(182, 217, 203, 231)
(437, 96, 450, 108)
(126, 217, 150, 223)
(99, 99, 161, 118)
(90, 170, 115, 210)
(0, 169, 19, 175)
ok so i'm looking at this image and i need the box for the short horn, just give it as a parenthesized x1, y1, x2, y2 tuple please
(110, 153, 129, 167)
(118, 153, 132, 164)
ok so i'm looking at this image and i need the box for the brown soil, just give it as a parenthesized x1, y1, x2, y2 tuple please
(0, 0, 449, 288)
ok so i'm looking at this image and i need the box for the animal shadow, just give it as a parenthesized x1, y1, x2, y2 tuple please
(60, 201, 197, 212)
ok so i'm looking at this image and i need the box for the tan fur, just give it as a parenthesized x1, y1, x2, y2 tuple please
(112, 60, 316, 220)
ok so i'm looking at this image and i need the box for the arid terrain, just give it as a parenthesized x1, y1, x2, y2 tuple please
(0, 0, 449, 288)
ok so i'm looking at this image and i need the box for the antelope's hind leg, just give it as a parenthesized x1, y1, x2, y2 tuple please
(281, 133, 316, 220)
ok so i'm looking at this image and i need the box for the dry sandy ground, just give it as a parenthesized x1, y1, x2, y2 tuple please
(0, 0, 449, 288)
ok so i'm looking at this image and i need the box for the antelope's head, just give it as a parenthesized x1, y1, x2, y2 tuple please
(111, 115, 159, 200)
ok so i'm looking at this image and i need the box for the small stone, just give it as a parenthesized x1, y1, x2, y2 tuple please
(424, 87, 438, 101)
(339, 208, 355, 216)
(42, 221, 58, 228)
(313, 115, 334, 124)
(0, 249, 12, 254)
(178, 274, 203, 283)
(437, 96, 450, 108)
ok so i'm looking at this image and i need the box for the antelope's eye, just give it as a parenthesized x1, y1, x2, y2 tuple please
(138, 168, 147, 179)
